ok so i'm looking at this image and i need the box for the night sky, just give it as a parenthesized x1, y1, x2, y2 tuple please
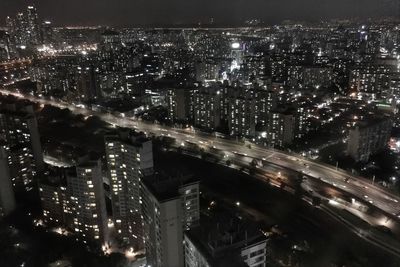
(0, 0, 396, 26)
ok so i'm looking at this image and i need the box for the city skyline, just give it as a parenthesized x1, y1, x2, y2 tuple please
(2, 2, 400, 267)
(0, 0, 399, 27)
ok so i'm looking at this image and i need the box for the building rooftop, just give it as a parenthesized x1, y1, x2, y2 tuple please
(38, 166, 71, 187)
(352, 114, 391, 129)
(185, 208, 267, 267)
(142, 173, 198, 202)
(105, 128, 150, 147)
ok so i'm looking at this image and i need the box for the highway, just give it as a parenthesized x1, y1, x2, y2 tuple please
(1, 88, 400, 221)
(138, 125, 400, 222)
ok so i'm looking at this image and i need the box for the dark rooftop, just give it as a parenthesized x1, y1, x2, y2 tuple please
(142, 173, 199, 202)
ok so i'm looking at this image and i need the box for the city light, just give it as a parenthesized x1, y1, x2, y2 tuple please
(102, 244, 112, 255)
(125, 247, 137, 259)
(1, 2, 400, 266)
(231, 42, 240, 49)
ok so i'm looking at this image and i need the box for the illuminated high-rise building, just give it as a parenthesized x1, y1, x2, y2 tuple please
(195, 60, 221, 82)
(193, 87, 221, 131)
(67, 159, 109, 246)
(254, 87, 278, 128)
(76, 65, 100, 101)
(166, 88, 194, 123)
(6, 5, 42, 48)
(38, 168, 70, 225)
(140, 173, 200, 267)
(349, 63, 394, 101)
(230, 42, 244, 71)
(105, 130, 153, 249)
(41, 21, 54, 44)
(178, 180, 200, 230)
(26, 5, 41, 45)
(140, 177, 185, 267)
(13, 12, 28, 47)
(5, 144, 35, 189)
(227, 87, 256, 138)
(267, 110, 295, 147)
(0, 105, 44, 190)
(0, 145, 16, 218)
(0, 31, 13, 60)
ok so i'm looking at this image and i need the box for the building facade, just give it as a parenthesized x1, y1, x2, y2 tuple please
(0, 146, 16, 218)
(67, 160, 109, 246)
(141, 182, 184, 267)
(105, 131, 154, 249)
(347, 117, 392, 162)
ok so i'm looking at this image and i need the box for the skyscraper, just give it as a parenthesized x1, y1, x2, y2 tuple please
(140, 174, 200, 267)
(141, 177, 184, 267)
(0, 145, 16, 218)
(67, 159, 109, 246)
(6, 5, 42, 48)
(104, 130, 153, 249)
(230, 42, 245, 71)
(267, 110, 296, 147)
(77, 65, 100, 101)
(41, 21, 54, 44)
(227, 87, 256, 138)
(25, 5, 41, 45)
(0, 104, 44, 190)
(38, 168, 70, 225)
(193, 87, 221, 131)
(166, 88, 194, 123)
(14, 12, 28, 47)
(179, 180, 200, 230)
